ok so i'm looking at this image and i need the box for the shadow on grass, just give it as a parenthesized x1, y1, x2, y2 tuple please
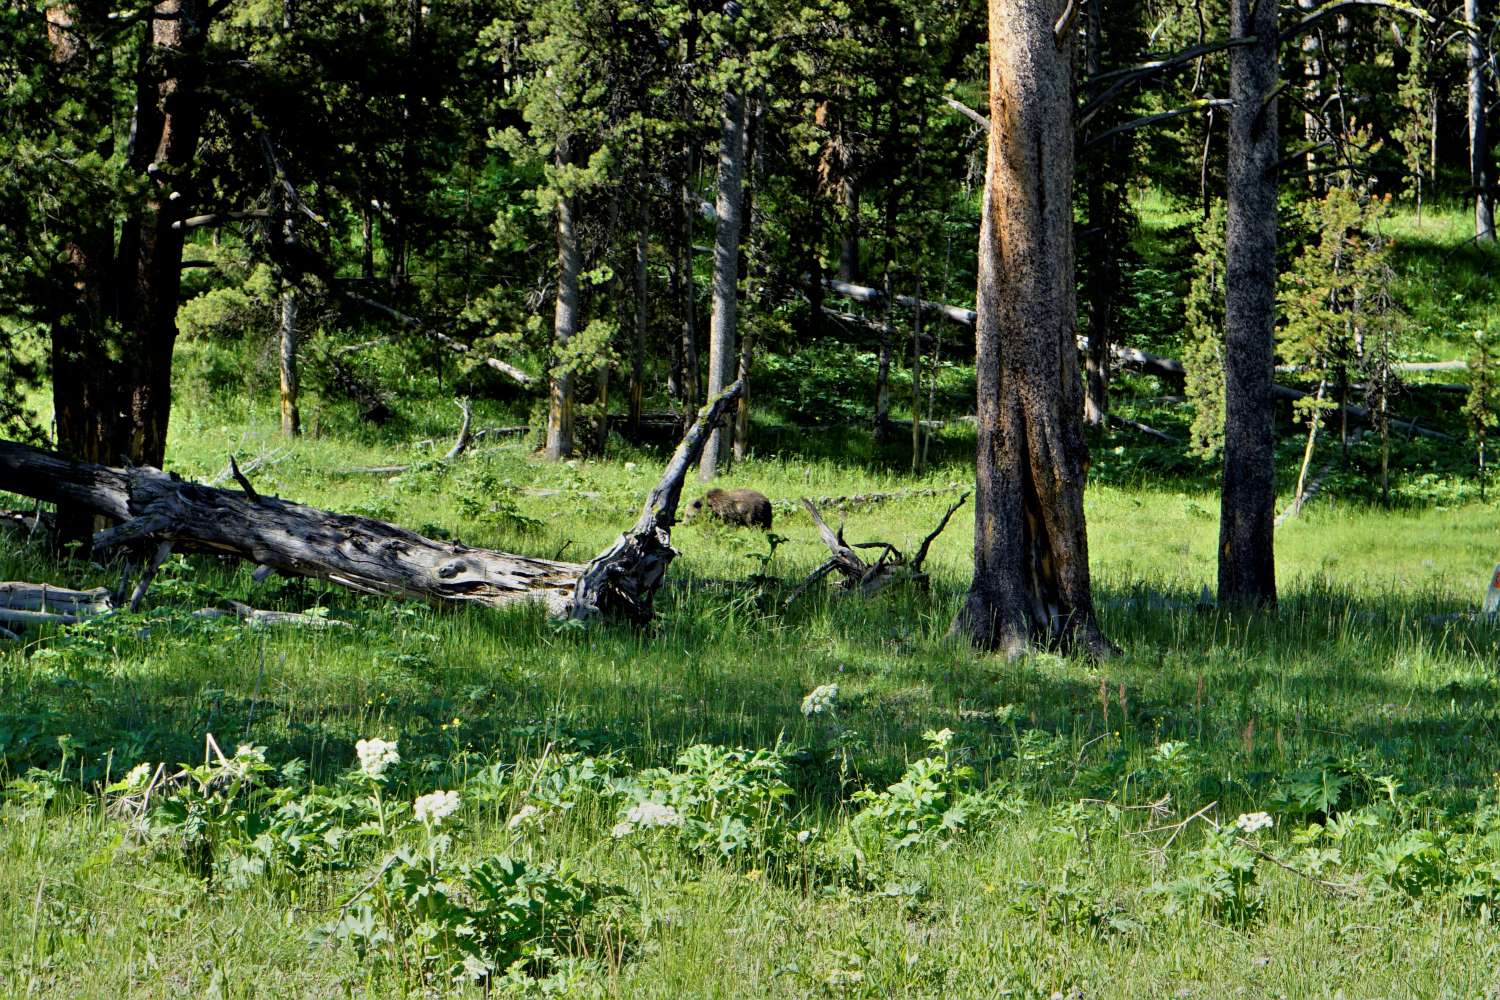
(2, 530, 1499, 818)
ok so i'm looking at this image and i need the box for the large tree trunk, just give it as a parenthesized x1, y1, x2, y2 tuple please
(953, 0, 1112, 658)
(546, 170, 581, 460)
(699, 59, 747, 481)
(1468, 0, 1496, 240)
(0, 385, 744, 624)
(51, 0, 212, 543)
(279, 285, 301, 437)
(1219, 0, 1279, 608)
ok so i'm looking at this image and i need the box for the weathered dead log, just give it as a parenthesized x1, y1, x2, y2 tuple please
(787, 493, 968, 605)
(193, 601, 352, 628)
(0, 382, 743, 622)
(0, 582, 113, 616)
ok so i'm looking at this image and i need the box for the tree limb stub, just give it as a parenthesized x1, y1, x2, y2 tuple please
(0, 386, 742, 623)
(790, 492, 969, 603)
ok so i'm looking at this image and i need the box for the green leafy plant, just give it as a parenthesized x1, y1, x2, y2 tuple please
(610, 743, 797, 865)
(848, 728, 1014, 856)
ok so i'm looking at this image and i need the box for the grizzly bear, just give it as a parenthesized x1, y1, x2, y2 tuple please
(683, 487, 773, 529)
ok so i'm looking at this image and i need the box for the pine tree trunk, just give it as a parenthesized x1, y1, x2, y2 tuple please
(630, 218, 648, 439)
(677, 174, 700, 421)
(1298, 0, 1323, 188)
(1082, 0, 1111, 427)
(911, 290, 924, 474)
(953, 0, 1112, 657)
(546, 177, 581, 460)
(733, 328, 755, 463)
(1468, 0, 1496, 240)
(840, 182, 860, 282)
(699, 68, 746, 481)
(360, 197, 376, 281)
(874, 271, 894, 444)
(1219, 0, 1279, 608)
(279, 286, 300, 437)
(52, 0, 212, 546)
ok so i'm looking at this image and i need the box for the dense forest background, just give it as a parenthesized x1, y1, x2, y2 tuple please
(3, 0, 1496, 499)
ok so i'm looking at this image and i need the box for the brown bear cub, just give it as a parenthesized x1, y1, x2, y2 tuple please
(684, 487, 773, 529)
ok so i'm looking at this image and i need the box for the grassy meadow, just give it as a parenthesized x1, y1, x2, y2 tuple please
(4, 204, 1500, 997)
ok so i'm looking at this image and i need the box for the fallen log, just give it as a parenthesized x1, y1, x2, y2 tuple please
(193, 601, 352, 628)
(0, 382, 743, 622)
(0, 582, 113, 616)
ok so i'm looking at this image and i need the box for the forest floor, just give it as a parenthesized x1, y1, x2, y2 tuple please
(4, 203, 1500, 997)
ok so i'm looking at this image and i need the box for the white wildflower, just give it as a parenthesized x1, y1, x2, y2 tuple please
(801, 683, 839, 717)
(1235, 811, 1274, 834)
(355, 738, 400, 779)
(506, 804, 543, 831)
(414, 789, 461, 826)
(613, 800, 683, 836)
(626, 801, 683, 829)
(235, 744, 266, 764)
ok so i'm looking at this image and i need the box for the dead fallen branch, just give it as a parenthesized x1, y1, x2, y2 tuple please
(338, 291, 538, 389)
(0, 582, 113, 616)
(787, 493, 969, 605)
(1108, 414, 1179, 443)
(193, 601, 352, 628)
(0, 382, 743, 623)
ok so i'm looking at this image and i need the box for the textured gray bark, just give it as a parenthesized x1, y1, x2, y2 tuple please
(1082, 0, 1110, 427)
(699, 75, 746, 481)
(279, 286, 300, 438)
(953, 0, 1111, 657)
(546, 183, 581, 460)
(1468, 0, 1496, 240)
(1219, 0, 1279, 608)
(630, 217, 648, 438)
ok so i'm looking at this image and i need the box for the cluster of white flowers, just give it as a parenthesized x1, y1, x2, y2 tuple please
(414, 789, 461, 826)
(611, 800, 684, 838)
(801, 683, 839, 717)
(1235, 811, 1274, 834)
(356, 738, 400, 779)
(506, 804, 544, 831)
(235, 744, 267, 765)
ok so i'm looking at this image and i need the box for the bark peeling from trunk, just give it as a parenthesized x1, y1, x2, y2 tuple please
(954, 0, 1112, 658)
